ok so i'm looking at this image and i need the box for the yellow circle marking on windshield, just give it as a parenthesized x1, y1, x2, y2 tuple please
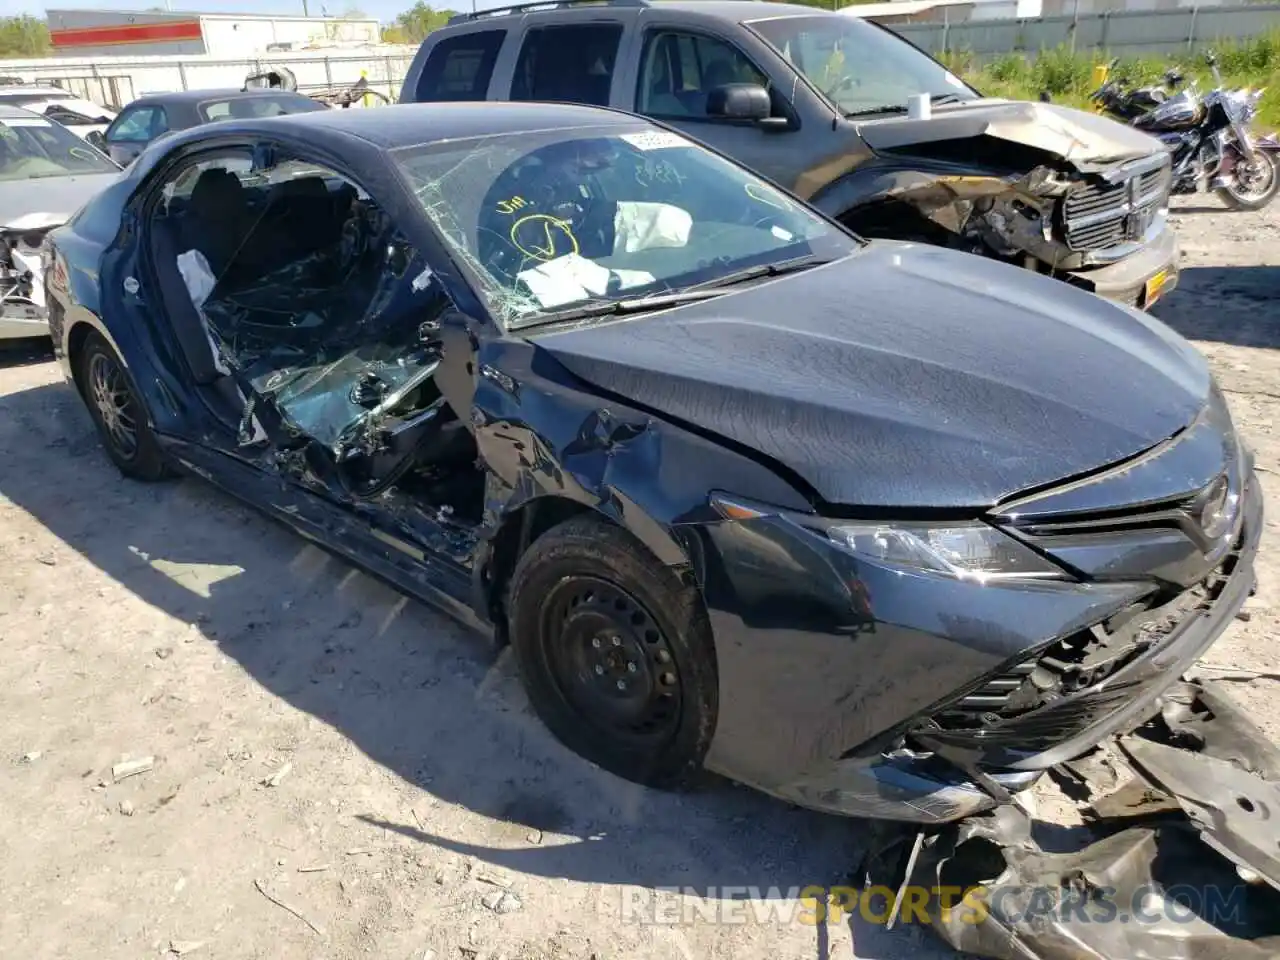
(745, 182, 793, 211)
(510, 214, 579, 262)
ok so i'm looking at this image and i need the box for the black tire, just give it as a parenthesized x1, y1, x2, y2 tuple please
(77, 331, 170, 481)
(1216, 151, 1280, 211)
(508, 514, 718, 789)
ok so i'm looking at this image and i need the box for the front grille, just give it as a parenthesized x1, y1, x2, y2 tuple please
(1062, 160, 1172, 252)
(928, 540, 1239, 750)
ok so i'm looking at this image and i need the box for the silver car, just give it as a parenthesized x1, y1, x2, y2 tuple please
(0, 103, 120, 340)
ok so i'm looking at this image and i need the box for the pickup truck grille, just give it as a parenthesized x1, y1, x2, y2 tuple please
(1061, 159, 1172, 252)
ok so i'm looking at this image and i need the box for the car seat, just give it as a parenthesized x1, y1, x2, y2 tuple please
(186, 167, 251, 279)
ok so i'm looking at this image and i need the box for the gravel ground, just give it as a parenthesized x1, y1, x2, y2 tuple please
(1, 194, 1277, 960)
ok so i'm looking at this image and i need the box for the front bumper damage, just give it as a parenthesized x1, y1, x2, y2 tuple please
(840, 103, 1181, 308)
(0, 215, 62, 340)
(864, 678, 1280, 960)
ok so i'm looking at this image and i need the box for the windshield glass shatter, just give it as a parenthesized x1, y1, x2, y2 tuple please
(392, 124, 857, 328)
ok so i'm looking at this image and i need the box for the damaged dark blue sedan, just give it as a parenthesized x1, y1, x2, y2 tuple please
(45, 102, 1262, 830)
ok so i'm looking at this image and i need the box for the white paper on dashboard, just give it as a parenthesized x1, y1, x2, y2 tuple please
(518, 253, 611, 307)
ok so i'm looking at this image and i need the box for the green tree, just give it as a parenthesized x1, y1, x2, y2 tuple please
(390, 2, 457, 44)
(0, 15, 51, 59)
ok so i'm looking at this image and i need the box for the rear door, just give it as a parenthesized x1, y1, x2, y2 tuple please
(507, 21, 629, 108)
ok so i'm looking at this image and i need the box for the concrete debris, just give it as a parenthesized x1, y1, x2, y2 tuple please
(118, 799, 135, 816)
(261, 762, 292, 787)
(297, 864, 330, 873)
(480, 890, 522, 914)
(169, 940, 206, 955)
(525, 830, 542, 845)
(155, 647, 173, 660)
(112, 756, 155, 781)
(474, 869, 512, 888)
(36, 553, 56, 566)
(20, 750, 42, 763)
(345, 847, 373, 857)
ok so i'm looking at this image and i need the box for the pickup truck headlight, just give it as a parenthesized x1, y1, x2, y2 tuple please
(825, 522, 1065, 581)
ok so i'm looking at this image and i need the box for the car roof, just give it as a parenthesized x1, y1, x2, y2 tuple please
(129, 88, 314, 107)
(0, 85, 75, 97)
(452, 0, 825, 24)
(0, 103, 54, 121)
(641, 0, 823, 20)
(199, 100, 644, 151)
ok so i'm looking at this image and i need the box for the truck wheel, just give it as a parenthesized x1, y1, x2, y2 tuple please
(78, 331, 170, 481)
(508, 514, 717, 788)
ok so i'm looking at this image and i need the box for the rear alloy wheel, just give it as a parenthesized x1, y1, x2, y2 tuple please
(508, 515, 718, 788)
(78, 331, 170, 481)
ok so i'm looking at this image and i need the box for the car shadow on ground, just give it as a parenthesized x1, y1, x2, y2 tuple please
(1154, 265, 1280, 350)
(0, 338, 54, 368)
(0, 376, 959, 960)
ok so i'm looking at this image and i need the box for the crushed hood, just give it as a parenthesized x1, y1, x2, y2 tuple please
(0, 172, 120, 229)
(856, 99, 1166, 170)
(534, 242, 1209, 510)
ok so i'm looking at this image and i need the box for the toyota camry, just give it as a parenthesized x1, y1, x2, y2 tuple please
(44, 102, 1261, 830)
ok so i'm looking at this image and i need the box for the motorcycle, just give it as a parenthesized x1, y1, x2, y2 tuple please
(1088, 53, 1280, 211)
(1090, 58, 1184, 122)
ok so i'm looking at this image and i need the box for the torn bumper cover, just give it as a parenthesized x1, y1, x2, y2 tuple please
(780, 465, 1261, 825)
(0, 214, 61, 339)
(887, 679, 1280, 960)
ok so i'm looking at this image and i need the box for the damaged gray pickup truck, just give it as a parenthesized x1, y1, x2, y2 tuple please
(400, 0, 1179, 309)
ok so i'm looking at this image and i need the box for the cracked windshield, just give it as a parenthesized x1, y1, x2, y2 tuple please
(392, 124, 857, 327)
(750, 16, 978, 116)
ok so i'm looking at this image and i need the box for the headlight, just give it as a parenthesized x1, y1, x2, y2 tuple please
(826, 522, 1066, 580)
(709, 493, 1067, 581)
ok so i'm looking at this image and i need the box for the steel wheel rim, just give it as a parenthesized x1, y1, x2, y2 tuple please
(539, 576, 683, 746)
(88, 352, 138, 459)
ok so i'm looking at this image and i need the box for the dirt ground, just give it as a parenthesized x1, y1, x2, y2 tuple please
(1, 195, 1278, 960)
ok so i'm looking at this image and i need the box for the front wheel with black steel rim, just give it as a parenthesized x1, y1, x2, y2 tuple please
(78, 331, 170, 481)
(1217, 150, 1280, 211)
(508, 514, 718, 788)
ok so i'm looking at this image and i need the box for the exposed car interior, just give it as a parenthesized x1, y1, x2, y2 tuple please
(146, 155, 482, 522)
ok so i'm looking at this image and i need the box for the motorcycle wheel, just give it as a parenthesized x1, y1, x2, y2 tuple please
(1216, 150, 1280, 211)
